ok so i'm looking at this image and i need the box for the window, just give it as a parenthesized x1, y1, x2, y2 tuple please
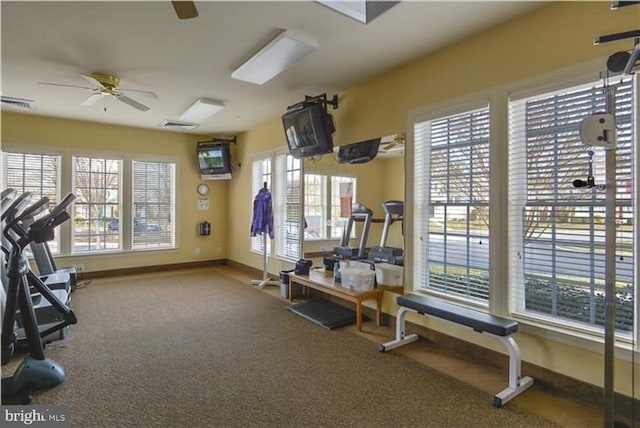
(250, 153, 302, 261)
(413, 105, 491, 303)
(275, 153, 302, 260)
(509, 77, 635, 333)
(2, 151, 61, 253)
(304, 174, 326, 239)
(303, 174, 356, 240)
(72, 156, 121, 253)
(329, 176, 356, 239)
(132, 160, 175, 250)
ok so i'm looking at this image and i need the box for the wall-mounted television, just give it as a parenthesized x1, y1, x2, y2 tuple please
(282, 101, 335, 159)
(337, 138, 381, 164)
(198, 142, 232, 180)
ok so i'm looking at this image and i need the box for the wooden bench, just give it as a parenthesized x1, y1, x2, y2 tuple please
(379, 294, 533, 407)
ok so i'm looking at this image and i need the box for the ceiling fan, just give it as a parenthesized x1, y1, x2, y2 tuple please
(39, 72, 158, 112)
(379, 133, 406, 153)
(171, 1, 198, 19)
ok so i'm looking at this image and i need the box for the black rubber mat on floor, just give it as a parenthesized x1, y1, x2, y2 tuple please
(287, 299, 356, 330)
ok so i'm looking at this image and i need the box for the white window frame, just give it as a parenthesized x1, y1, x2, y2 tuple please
(407, 58, 639, 351)
(302, 173, 356, 241)
(71, 155, 123, 254)
(410, 97, 492, 307)
(507, 72, 637, 340)
(2, 150, 62, 253)
(131, 159, 177, 251)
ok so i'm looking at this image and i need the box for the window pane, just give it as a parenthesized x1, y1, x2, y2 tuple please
(2, 152, 61, 254)
(304, 174, 325, 239)
(330, 176, 356, 239)
(415, 106, 490, 302)
(132, 160, 176, 250)
(73, 156, 121, 253)
(509, 78, 634, 333)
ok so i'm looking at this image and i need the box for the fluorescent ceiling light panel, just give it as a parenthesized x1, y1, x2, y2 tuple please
(160, 120, 199, 130)
(179, 98, 224, 124)
(232, 30, 317, 85)
(316, 1, 400, 24)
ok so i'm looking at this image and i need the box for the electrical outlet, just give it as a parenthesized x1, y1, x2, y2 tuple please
(77, 264, 84, 273)
(194, 248, 201, 255)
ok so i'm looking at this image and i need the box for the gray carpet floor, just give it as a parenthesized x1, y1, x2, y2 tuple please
(7, 269, 557, 427)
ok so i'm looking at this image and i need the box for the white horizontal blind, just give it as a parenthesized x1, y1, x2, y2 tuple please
(275, 153, 301, 261)
(509, 78, 634, 332)
(414, 106, 491, 302)
(2, 152, 61, 253)
(72, 156, 121, 253)
(131, 160, 175, 250)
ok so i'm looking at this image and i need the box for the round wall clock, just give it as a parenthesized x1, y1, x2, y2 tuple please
(197, 183, 209, 196)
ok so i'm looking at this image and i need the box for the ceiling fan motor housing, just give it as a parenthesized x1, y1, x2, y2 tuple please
(91, 72, 120, 90)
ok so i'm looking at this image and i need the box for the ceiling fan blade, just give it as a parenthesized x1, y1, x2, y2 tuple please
(81, 93, 104, 106)
(119, 88, 158, 99)
(172, 1, 198, 19)
(80, 73, 105, 90)
(39, 81, 93, 90)
(116, 94, 150, 111)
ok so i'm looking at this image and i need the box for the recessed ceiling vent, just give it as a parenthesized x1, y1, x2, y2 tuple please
(160, 120, 199, 131)
(1, 96, 36, 111)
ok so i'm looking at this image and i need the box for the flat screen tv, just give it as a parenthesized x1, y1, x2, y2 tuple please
(282, 102, 335, 159)
(337, 138, 381, 164)
(198, 142, 232, 180)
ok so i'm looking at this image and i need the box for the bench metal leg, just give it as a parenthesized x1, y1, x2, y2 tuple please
(379, 307, 418, 352)
(492, 335, 534, 407)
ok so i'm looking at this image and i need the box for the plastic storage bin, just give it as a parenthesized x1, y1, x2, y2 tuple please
(340, 268, 375, 292)
(375, 263, 404, 286)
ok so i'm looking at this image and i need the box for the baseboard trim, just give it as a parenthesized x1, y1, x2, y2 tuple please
(81, 259, 228, 280)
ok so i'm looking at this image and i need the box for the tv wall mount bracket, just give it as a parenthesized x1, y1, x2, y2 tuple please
(287, 93, 338, 112)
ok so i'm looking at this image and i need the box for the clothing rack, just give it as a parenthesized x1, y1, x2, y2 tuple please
(250, 182, 279, 289)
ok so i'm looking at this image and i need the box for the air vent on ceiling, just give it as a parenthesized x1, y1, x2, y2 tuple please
(1, 96, 36, 111)
(160, 120, 199, 130)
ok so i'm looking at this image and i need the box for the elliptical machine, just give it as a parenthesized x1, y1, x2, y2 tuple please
(1, 192, 77, 404)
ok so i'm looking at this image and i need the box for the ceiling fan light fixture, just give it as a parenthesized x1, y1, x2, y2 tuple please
(179, 98, 224, 124)
(231, 30, 317, 85)
(316, 0, 400, 24)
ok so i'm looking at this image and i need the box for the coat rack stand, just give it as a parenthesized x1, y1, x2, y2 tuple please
(250, 182, 279, 289)
(250, 233, 279, 289)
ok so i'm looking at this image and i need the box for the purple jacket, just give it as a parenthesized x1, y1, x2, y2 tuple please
(251, 188, 274, 239)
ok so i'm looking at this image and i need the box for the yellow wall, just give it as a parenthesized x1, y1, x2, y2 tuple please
(2, 1, 639, 396)
(227, 1, 640, 396)
(1, 113, 229, 272)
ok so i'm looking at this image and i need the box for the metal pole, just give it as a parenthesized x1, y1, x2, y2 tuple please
(603, 85, 617, 428)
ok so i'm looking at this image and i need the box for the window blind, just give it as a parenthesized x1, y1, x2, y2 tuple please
(508, 78, 634, 332)
(414, 106, 491, 302)
(275, 153, 301, 260)
(131, 160, 175, 250)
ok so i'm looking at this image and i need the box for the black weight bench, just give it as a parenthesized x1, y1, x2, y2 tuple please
(379, 294, 533, 407)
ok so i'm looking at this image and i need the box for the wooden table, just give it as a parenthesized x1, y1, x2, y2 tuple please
(288, 269, 384, 332)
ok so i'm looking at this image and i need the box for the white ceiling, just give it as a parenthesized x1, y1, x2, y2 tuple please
(1, 1, 543, 137)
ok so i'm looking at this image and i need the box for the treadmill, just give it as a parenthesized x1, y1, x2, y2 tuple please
(333, 203, 374, 260)
(368, 200, 404, 265)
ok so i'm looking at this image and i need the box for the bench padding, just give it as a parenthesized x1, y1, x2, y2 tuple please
(396, 294, 518, 337)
